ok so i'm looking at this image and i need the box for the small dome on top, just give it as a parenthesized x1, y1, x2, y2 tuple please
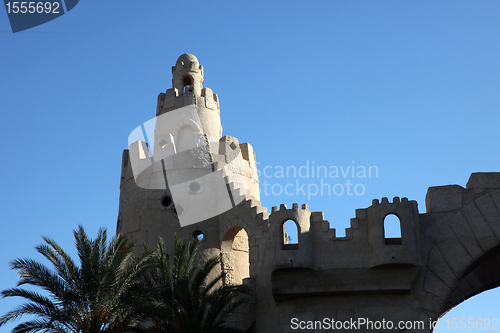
(176, 53, 199, 68)
(172, 53, 204, 96)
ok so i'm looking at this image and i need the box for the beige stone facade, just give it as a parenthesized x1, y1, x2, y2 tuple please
(117, 54, 500, 332)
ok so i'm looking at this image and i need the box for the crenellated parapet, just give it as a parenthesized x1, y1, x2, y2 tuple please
(269, 198, 422, 301)
(365, 196, 420, 267)
(267, 196, 423, 301)
(268, 196, 421, 273)
(157, 87, 219, 116)
(156, 86, 221, 143)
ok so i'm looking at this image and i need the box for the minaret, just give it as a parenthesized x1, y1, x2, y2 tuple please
(117, 53, 260, 252)
(117, 55, 261, 332)
(156, 53, 222, 145)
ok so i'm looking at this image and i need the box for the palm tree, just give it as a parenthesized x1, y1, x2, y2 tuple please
(0, 225, 154, 333)
(144, 236, 249, 333)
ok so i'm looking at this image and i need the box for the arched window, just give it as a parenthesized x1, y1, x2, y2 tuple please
(283, 219, 299, 250)
(183, 75, 193, 87)
(384, 214, 402, 245)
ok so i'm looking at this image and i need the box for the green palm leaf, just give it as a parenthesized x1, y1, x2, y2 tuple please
(144, 235, 249, 333)
(0, 225, 154, 333)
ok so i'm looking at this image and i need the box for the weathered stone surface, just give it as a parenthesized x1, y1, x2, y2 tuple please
(272, 266, 421, 302)
(466, 172, 500, 190)
(436, 228, 475, 277)
(233, 228, 249, 252)
(461, 203, 498, 252)
(425, 185, 463, 213)
(490, 190, 500, 215)
(464, 270, 483, 290)
(448, 212, 484, 259)
(249, 245, 259, 263)
(423, 293, 444, 316)
(475, 193, 500, 243)
(444, 286, 467, 312)
(454, 277, 475, 298)
(423, 270, 451, 301)
(426, 246, 458, 286)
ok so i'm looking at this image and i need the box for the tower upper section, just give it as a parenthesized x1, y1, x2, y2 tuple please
(156, 54, 222, 143)
(172, 53, 204, 96)
(120, 53, 261, 233)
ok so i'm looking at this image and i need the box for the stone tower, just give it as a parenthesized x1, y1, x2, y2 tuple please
(117, 53, 261, 294)
(117, 54, 500, 333)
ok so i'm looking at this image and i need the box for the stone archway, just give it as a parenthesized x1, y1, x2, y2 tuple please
(221, 226, 250, 286)
(423, 189, 500, 320)
(443, 244, 500, 314)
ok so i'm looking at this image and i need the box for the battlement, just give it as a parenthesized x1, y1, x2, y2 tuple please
(269, 203, 313, 270)
(268, 197, 421, 273)
(268, 197, 422, 301)
(156, 87, 220, 116)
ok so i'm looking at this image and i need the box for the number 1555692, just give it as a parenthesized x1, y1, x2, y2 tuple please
(5, 2, 60, 14)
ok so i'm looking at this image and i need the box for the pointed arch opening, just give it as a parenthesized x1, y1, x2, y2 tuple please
(384, 213, 402, 245)
(221, 226, 249, 286)
(283, 219, 299, 250)
(183, 75, 193, 87)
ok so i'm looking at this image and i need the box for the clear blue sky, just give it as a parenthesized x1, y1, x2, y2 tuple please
(1, 1, 499, 331)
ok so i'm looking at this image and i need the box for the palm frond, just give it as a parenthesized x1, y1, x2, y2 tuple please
(145, 235, 250, 333)
(0, 225, 153, 333)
